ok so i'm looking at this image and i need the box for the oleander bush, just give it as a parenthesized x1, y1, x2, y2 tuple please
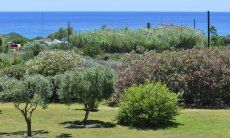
(116, 48, 230, 107)
(117, 82, 179, 127)
(26, 50, 83, 76)
(70, 26, 205, 54)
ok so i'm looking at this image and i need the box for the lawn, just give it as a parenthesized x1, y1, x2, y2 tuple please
(0, 103, 229, 138)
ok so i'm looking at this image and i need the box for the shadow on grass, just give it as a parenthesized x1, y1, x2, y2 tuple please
(0, 110, 2, 114)
(74, 108, 99, 112)
(56, 133, 72, 138)
(60, 120, 116, 129)
(0, 130, 49, 137)
(127, 121, 183, 131)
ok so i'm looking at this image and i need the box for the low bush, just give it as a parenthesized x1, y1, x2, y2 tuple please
(83, 44, 102, 57)
(117, 82, 179, 127)
(71, 26, 205, 53)
(0, 55, 11, 69)
(116, 48, 230, 107)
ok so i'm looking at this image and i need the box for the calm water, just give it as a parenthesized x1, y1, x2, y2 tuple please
(0, 12, 230, 38)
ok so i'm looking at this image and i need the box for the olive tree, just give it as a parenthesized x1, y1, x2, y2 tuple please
(0, 75, 51, 137)
(26, 50, 83, 101)
(56, 66, 115, 124)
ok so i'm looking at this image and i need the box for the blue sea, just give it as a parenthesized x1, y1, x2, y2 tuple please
(0, 12, 230, 38)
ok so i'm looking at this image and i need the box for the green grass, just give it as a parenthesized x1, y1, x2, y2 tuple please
(0, 103, 229, 138)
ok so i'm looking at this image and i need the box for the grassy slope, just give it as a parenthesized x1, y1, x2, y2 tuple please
(0, 103, 229, 138)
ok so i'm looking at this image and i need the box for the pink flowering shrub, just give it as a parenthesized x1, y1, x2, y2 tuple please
(116, 48, 230, 107)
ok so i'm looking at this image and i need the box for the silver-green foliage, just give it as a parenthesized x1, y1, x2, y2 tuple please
(0, 75, 51, 136)
(71, 26, 206, 53)
(55, 66, 115, 122)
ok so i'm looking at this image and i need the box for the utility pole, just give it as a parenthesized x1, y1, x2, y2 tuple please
(67, 21, 70, 47)
(208, 11, 211, 47)
(42, 13, 44, 36)
(193, 19, 196, 29)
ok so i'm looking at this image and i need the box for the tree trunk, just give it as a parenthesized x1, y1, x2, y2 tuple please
(50, 79, 58, 102)
(26, 119, 32, 137)
(82, 108, 90, 125)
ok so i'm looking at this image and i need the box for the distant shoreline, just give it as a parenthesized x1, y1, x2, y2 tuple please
(0, 12, 230, 38)
(0, 11, 230, 13)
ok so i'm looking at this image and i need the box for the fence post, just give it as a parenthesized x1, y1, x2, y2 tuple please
(208, 11, 211, 47)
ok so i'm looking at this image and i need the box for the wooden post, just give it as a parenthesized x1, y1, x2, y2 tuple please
(208, 11, 211, 47)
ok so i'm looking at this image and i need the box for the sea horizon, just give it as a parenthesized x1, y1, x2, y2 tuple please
(0, 11, 229, 38)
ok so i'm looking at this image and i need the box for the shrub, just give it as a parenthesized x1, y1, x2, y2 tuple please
(2, 45, 10, 53)
(116, 48, 230, 107)
(223, 36, 230, 46)
(0, 55, 11, 69)
(30, 44, 44, 56)
(210, 26, 224, 47)
(26, 50, 83, 76)
(56, 66, 115, 124)
(83, 44, 102, 57)
(117, 82, 179, 127)
(51, 43, 72, 50)
(70, 26, 205, 53)
(0, 64, 26, 80)
(20, 50, 35, 61)
(48, 27, 73, 41)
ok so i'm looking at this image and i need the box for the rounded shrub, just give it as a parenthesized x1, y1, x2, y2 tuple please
(117, 82, 180, 127)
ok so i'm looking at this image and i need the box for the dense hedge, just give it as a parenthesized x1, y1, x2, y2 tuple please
(70, 26, 205, 53)
(117, 82, 179, 127)
(116, 48, 230, 107)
